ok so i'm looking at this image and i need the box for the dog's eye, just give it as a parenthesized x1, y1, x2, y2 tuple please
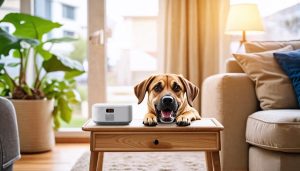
(153, 83, 163, 92)
(172, 83, 181, 92)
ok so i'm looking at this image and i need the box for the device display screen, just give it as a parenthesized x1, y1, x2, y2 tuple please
(106, 108, 114, 113)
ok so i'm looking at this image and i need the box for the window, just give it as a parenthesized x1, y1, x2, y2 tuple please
(63, 30, 75, 37)
(256, 1, 300, 41)
(62, 4, 75, 20)
(1, 0, 160, 132)
(229, 0, 300, 52)
(105, 0, 160, 117)
(35, 0, 52, 20)
(35, 0, 88, 129)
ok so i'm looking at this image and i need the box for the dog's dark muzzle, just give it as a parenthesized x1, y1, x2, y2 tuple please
(156, 95, 178, 123)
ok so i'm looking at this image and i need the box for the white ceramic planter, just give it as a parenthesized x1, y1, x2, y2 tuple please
(11, 99, 55, 153)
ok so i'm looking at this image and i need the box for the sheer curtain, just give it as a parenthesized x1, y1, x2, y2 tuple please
(159, 0, 230, 111)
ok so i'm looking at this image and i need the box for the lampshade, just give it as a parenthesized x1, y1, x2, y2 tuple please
(226, 3, 264, 33)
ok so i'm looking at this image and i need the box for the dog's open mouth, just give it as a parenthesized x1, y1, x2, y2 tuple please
(156, 107, 176, 123)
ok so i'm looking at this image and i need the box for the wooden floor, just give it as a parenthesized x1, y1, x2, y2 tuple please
(14, 143, 89, 171)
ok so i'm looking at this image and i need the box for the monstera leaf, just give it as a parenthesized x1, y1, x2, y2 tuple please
(0, 0, 4, 7)
(35, 44, 53, 60)
(0, 13, 61, 40)
(0, 28, 39, 57)
(36, 37, 77, 60)
(42, 55, 85, 78)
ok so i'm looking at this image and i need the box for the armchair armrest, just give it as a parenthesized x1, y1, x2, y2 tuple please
(0, 97, 20, 170)
(201, 73, 258, 171)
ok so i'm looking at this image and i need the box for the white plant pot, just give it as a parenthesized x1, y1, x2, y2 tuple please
(11, 99, 55, 153)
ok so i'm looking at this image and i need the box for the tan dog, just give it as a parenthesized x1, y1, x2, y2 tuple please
(134, 74, 200, 126)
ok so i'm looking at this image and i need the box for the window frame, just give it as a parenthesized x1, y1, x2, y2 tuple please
(63, 30, 75, 37)
(62, 3, 76, 20)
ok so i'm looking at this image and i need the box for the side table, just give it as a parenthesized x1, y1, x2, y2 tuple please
(82, 118, 223, 171)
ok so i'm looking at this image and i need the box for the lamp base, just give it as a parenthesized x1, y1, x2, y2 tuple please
(236, 30, 246, 53)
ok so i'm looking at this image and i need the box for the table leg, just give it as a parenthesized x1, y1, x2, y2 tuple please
(90, 151, 99, 171)
(97, 152, 104, 171)
(205, 151, 213, 171)
(212, 151, 221, 171)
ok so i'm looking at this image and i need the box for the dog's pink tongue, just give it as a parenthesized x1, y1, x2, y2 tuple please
(161, 111, 172, 118)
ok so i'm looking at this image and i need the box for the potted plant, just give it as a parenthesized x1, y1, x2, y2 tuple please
(0, 13, 85, 152)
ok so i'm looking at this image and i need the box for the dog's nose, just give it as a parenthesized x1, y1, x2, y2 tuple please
(162, 96, 174, 104)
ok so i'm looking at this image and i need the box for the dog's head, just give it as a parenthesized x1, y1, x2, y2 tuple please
(134, 74, 199, 123)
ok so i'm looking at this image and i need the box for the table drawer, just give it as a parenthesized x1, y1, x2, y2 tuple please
(92, 132, 220, 151)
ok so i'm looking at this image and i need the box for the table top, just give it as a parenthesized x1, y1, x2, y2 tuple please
(82, 118, 223, 132)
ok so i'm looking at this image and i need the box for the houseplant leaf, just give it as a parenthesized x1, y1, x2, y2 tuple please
(0, 28, 21, 56)
(64, 70, 85, 79)
(42, 78, 80, 127)
(0, 63, 4, 70)
(58, 97, 72, 123)
(0, 0, 4, 7)
(42, 55, 85, 75)
(0, 84, 10, 96)
(0, 74, 15, 93)
(13, 50, 20, 58)
(0, 28, 39, 56)
(36, 45, 53, 60)
(65, 89, 81, 103)
(0, 63, 15, 93)
(0, 71, 11, 96)
(52, 106, 61, 130)
(0, 13, 61, 40)
(36, 37, 77, 60)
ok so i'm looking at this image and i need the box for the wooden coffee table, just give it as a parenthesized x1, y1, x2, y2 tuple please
(82, 118, 223, 171)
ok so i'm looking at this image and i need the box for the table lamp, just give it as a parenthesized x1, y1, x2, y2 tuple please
(225, 3, 264, 51)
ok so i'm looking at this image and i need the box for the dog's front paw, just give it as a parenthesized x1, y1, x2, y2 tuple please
(143, 113, 157, 126)
(176, 115, 191, 126)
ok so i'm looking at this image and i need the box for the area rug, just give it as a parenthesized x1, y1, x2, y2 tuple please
(71, 151, 206, 171)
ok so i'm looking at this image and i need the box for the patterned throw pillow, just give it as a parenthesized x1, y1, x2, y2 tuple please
(274, 49, 300, 107)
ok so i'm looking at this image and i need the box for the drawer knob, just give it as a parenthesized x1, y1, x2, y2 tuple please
(153, 139, 159, 145)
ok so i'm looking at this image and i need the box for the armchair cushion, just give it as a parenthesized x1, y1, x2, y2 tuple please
(246, 110, 300, 153)
(233, 45, 298, 109)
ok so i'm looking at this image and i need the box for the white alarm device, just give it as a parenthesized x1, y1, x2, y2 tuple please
(92, 103, 132, 125)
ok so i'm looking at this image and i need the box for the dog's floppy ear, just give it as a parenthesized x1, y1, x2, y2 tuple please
(134, 75, 156, 104)
(178, 76, 199, 107)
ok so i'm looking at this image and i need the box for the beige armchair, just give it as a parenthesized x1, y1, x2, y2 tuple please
(201, 58, 300, 171)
